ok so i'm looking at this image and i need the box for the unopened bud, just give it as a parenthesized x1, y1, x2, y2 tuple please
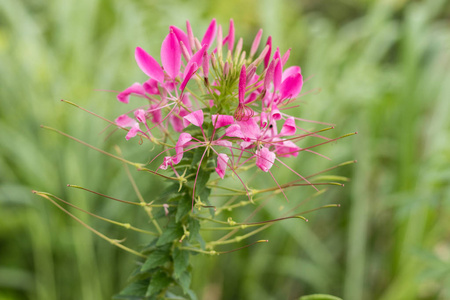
(250, 29, 263, 58)
(246, 64, 256, 83)
(180, 41, 191, 62)
(211, 53, 218, 71)
(239, 50, 246, 66)
(264, 36, 272, 68)
(223, 61, 230, 77)
(281, 48, 291, 66)
(202, 52, 210, 81)
(186, 20, 195, 52)
(194, 38, 202, 53)
(234, 37, 243, 62)
(253, 45, 270, 68)
(217, 25, 223, 58)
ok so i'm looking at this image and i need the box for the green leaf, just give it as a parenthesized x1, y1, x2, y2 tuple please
(191, 147, 205, 167)
(176, 193, 192, 223)
(186, 288, 198, 300)
(155, 184, 180, 202)
(114, 279, 149, 298)
(145, 270, 172, 297)
(173, 247, 189, 278)
(156, 220, 183, 246)
(177, 270, 191, 294)
(194, 171, 213, 217)
(299, 294, 343, 300)
(187, 218, 202, 245)
(141, 251, 170, 272)
(175, 270, 198, 299)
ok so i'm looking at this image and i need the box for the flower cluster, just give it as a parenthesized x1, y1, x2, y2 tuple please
(115, 19, 327, 190)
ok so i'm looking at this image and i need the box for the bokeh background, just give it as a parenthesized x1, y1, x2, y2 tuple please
(1, 0, 450, 299)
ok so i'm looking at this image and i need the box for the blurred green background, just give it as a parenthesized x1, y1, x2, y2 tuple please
(1, 0, 450, 299)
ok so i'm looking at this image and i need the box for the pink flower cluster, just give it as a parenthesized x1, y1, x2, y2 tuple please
(115, 19, 326, 182)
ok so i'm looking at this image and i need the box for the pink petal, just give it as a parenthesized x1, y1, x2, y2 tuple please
(169, 114, 184, 132)
(115, 115, 141, 140)
(125, 124, 140, 140)
(148, 105, 162, 124)
(280, 73, 303, 100)
(202, 19, 217, 49)
(143, 79, 160, 95)
(135, 47, 164, 83)
(271, 108, 282, 121)
(212, 115, 234, 128)
(215, 153, 229, 179)
(250, 29, 263, 57)
(115, 114, 137, 128)
(259, 112, 268, 128)
(159, 156, 173, 170)
(227, 19, 235, 52)
(134, 109, 147, 123)
(237, 118, 260, 140)
(244, 92, 257, 104)
(181, 43, 207, 88)
(170, 106, 190, 132)
(281, 48, 291, 66)
(264, 36, 272, 68)
(275, 140, 300, 157)
(225, 124, 245, 139)
(256, 147, 276, 172)
(170, 25, 192, 55)
(161, 30, 181, 80)
(273, 59, 282, 92)
(183, 110, 204, 127)
(178, 132, 193, 146)
(180, 62, 197, 91)
(264, 60, 274, 90)
(173, 132, 193, 164)
(181, 93, 192, 107)
(281, 66, 301, 81)
(186, 44, 208, 72)
(117, 83, 146, 104)
(239, 65, 246, 104)
(280, 117, 296, 136)
(214, 140, 233, 148)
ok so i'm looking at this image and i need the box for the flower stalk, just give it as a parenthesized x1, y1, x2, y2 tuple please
(35, 19, 354, 300)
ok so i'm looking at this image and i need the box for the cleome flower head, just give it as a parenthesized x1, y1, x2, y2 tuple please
(114, 18, 338, 199)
